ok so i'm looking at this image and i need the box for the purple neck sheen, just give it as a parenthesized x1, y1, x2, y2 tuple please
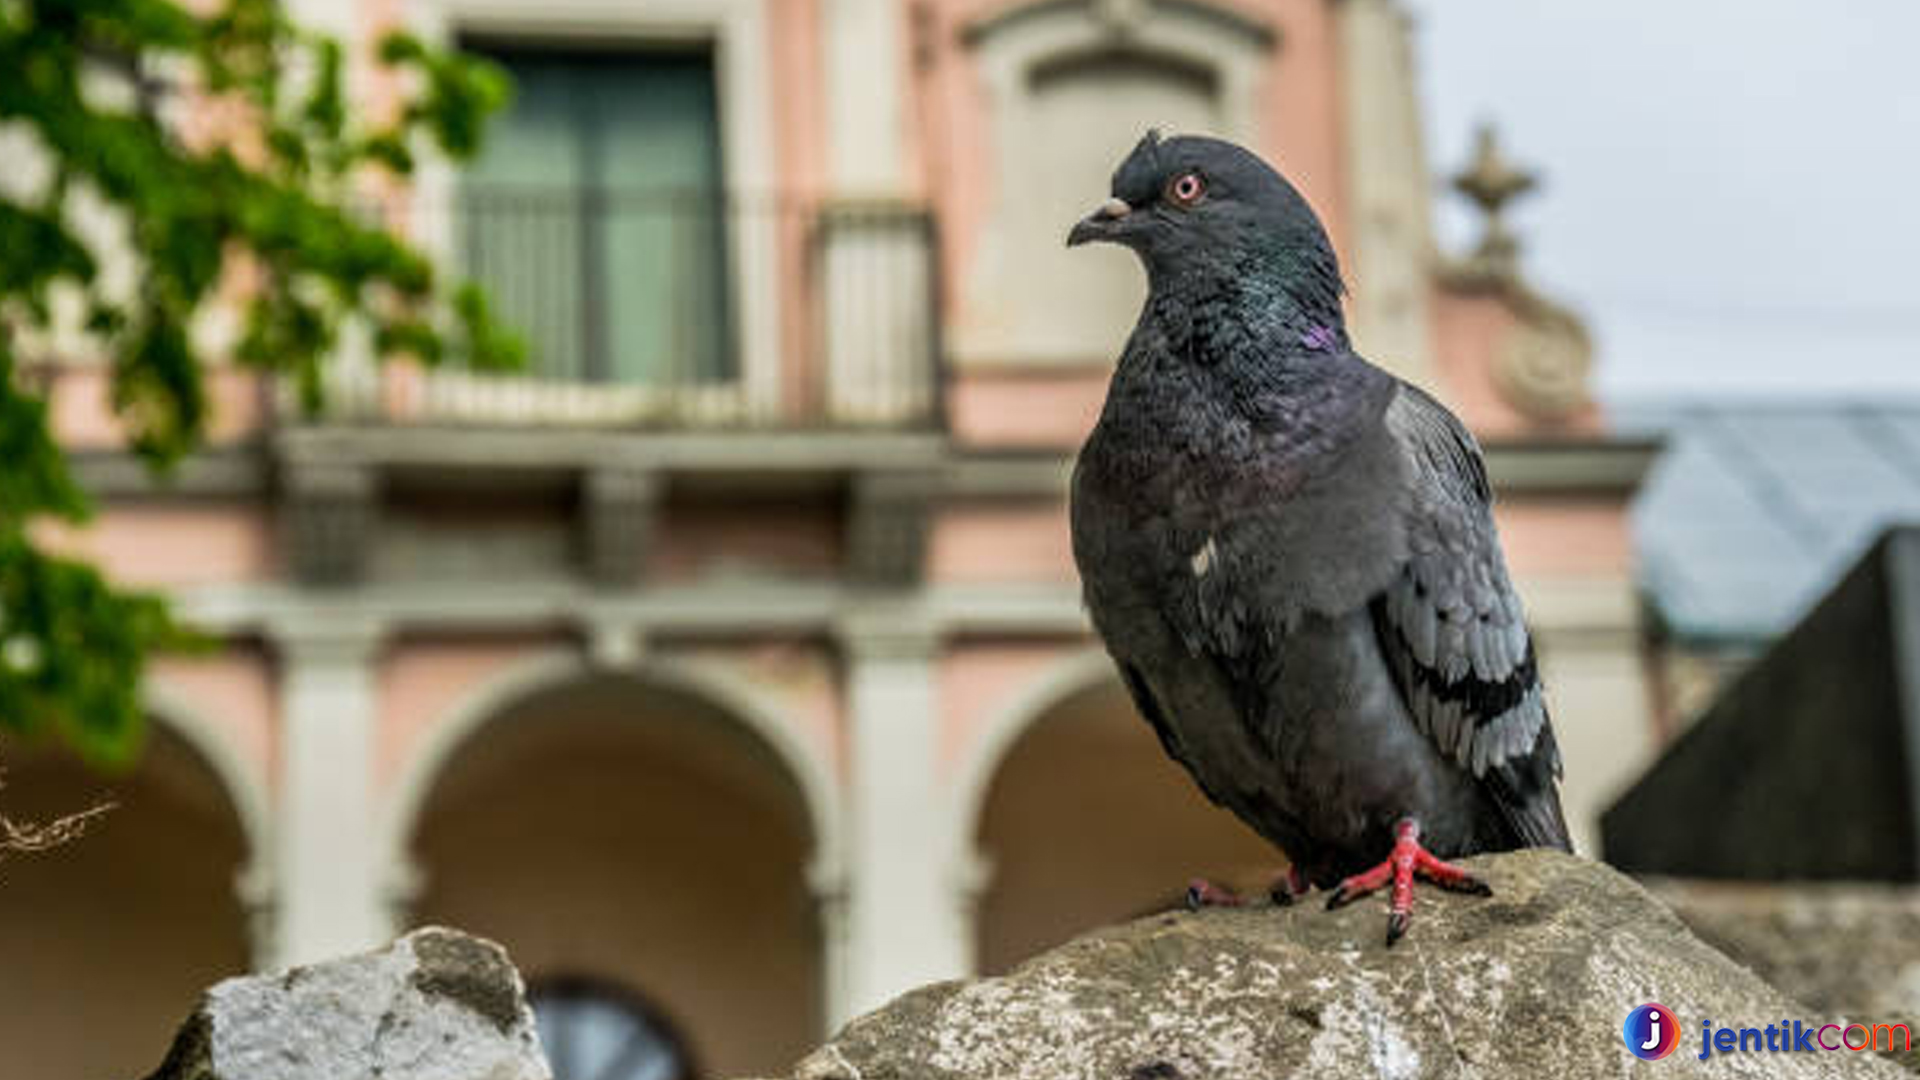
(1300, 324, 1339, 352)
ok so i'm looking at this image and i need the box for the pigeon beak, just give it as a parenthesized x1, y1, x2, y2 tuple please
(1067, 197, 1133, 247)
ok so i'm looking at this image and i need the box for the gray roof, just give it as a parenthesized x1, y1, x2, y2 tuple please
(1628, 402, 1920, 643)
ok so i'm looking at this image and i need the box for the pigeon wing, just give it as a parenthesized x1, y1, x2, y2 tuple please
(1373, 382, 1572, 851)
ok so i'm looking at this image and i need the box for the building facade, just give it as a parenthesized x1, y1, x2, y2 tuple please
(0, 2, 1658, 1077)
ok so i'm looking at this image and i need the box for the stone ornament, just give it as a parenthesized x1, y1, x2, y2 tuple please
(1443, 124, 1597, 423)
(1494, 289, 1596, 422)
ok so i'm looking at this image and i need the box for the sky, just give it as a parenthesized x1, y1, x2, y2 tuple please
(1403, 1, 1920, 403)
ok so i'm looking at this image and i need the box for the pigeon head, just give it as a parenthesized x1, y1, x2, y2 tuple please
(1067, 131, 1345, 327)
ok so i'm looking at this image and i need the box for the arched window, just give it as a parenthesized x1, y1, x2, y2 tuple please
(530, 976, 696, 1080)
(1011, 51, 1223, 361)
(953, 0, 1273, 366)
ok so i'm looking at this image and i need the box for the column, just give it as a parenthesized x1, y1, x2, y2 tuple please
(1337, 0, 1437, 386)
(823, 0, 910, 195)
(1523, 577, 1654, 856)
(837, 612, 969, 1023)
(273, 616, 389, 968)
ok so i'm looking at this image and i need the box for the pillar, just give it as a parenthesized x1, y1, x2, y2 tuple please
(837, 612, 968, 1022)
(823, 0, 910, 195)
(272, 616, 389, 968)
(1523, 577, 1654, 856)
(1337, 0, 1437, 386)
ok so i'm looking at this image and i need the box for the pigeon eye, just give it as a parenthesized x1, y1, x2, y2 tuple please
(1166, 171, 1207, 207)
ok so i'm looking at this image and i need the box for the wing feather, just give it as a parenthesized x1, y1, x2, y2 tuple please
(1374, 383, 1572, 851)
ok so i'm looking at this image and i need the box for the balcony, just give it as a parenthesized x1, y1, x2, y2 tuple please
(303, 191, 942, 432)
(271, 190, 948, 588)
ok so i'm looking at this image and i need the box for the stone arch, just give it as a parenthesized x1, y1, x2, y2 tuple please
(141, 683, 276, 962)
(378, 649, 844, 889)
(952, 0, 1276, 365)
(953, 646, 1277, 974)
(381, 648, 840, 1075)
(0, 702, 257, 1078)
(143, 683, 273, 875)
(946, 646, 1119, 859)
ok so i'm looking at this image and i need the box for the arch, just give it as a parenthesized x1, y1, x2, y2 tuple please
(394, 647, 834, 1070)
(955, 646, 1278, 973)
(963, 0, 1275, 53)
(142, 683, 274, 867)
(0, 699, 257, 1077)
(951, 0, 1277, 366)
(527, 973, 700, 1080)
(379, 649, 844, 895)
(945, 646, 1120, 866)
(1028, 44, 1220, 99)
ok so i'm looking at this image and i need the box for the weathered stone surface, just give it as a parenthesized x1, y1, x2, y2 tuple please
(781, 851, 1903, 1079)
(1654, 878, 1920, 1072)
(144, 926, 550, 1080)
(1654, 879, 1920, 1017)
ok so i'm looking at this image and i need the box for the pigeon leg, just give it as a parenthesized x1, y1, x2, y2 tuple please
(1184, 878, 1245, 910)
(1268, 864, 1310, 907)
(1323, 819, 1491, 946)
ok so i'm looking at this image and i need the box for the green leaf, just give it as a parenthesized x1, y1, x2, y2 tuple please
(0, 0, 518, 762)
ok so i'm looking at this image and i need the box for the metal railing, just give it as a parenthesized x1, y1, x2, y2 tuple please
(313, 190, 942, 430)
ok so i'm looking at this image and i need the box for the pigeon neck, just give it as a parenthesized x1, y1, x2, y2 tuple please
(1144, 261, 1350, 368)
(1248, 247, 1350, 356)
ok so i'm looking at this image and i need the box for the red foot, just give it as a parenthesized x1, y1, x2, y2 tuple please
(1185, 878, 1245, 909)
(1269, 864, 1309, 907)
(1324, 820, 1492, 946)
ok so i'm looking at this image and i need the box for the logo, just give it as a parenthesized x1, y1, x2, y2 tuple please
(1624, 1003, 1680, 1060)
(1622, 1004, 1915, 1060)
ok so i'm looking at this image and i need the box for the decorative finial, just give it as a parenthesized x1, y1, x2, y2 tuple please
(1451, 123, 1538, 281)
(1439, 124, 1594, 424)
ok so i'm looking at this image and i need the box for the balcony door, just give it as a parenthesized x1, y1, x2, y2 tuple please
(463, 44, 731, 386)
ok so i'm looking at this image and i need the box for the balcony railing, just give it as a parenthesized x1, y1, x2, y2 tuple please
(307, 191, 941, 431)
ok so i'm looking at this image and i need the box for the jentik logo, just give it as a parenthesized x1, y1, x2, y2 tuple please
(1624, 1003, 1680, 1060)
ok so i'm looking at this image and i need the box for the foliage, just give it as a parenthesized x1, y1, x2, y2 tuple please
(0, 0, 518, 763)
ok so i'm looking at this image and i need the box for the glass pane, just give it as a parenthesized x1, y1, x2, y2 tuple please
(592, 51, 730, 384)
(528, 980, 691, 1080)
(463, 51, 588, 381)
(460, 47, 729, 386)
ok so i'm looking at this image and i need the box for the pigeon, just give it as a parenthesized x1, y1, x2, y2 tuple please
(1067, 132, 1571, 946)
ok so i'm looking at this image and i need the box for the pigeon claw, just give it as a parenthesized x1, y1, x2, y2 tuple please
(1323, 819, 1491, 947)
(1268, 864, 1309, 907)
(1386, 910, 1410, 947)
(1184, 878, 1244, 910)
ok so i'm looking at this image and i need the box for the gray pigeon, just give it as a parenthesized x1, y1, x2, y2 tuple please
(1067, 132, 1570, 946)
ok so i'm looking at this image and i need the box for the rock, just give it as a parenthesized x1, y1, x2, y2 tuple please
(1652, 878, 1920, 1073)
(143, 926, 551, 1080)
(783, 851, 1904, 1079)
(1653, 878, 1920, 1018)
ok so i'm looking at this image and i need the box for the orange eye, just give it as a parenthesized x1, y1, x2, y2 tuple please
(1167, 171, 1206, 206)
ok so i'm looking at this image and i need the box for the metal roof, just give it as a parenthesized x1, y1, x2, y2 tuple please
(1628, 402, 1920, 643)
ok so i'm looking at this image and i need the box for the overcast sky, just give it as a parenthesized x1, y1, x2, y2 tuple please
(1403, 1, 1920, 403)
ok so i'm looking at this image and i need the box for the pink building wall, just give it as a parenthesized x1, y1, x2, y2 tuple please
(6, 9, 1652, 1070)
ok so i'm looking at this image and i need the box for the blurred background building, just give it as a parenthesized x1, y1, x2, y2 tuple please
(2, 0, 1803, 1076)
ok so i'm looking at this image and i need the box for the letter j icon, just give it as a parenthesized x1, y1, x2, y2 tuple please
(1624, 1003, 1679, 1060)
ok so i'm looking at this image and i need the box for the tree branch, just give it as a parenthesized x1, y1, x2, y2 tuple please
(0, 766, 115, 866)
